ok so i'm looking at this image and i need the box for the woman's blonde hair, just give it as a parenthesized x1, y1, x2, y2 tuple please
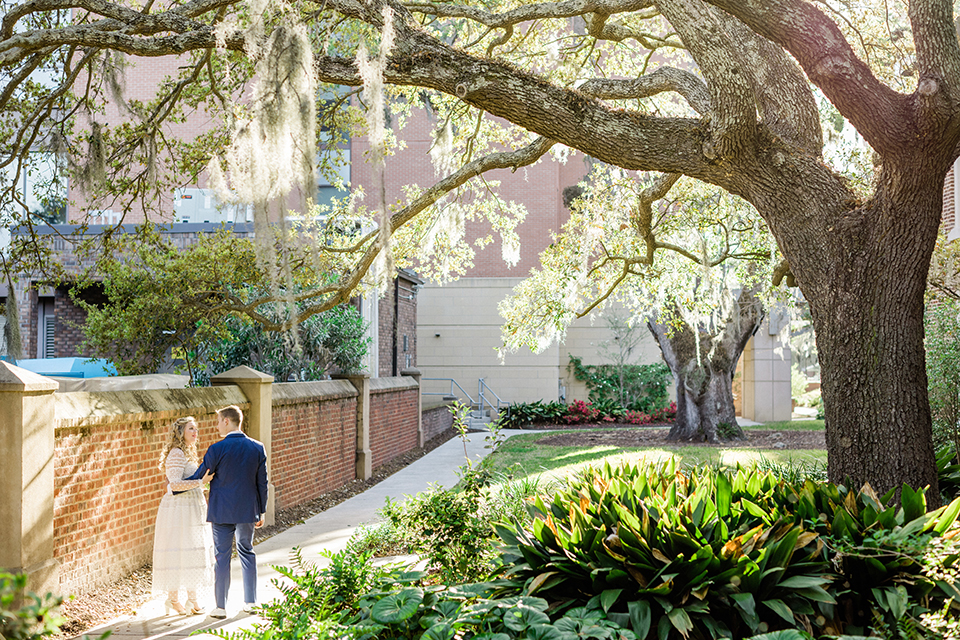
(158, 416, 200, 469)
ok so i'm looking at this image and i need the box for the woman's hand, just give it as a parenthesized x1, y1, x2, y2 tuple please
(202, 469, 214, 483)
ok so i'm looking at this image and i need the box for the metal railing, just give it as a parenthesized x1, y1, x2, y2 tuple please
(478, 378, 510, 416)
(421, 378, 476, 405)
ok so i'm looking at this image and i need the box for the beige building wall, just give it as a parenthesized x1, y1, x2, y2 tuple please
(740, 314, 793, 423)
(417, 278, 666, 405)
(418, 279, 792, 420)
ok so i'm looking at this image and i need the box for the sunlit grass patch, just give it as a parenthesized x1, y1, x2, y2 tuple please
(750, 419, 824, 431)
(482, 431, 827, 489)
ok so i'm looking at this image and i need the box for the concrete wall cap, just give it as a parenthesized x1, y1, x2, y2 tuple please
(370, 376, 418, 392)
(423, 399, 456, 412)
(211, 365, 275, 384)
(272, 380, 358, 405)
(331, 372, 370, 381)
(0, 361, 60, 393)
(55, 386, 247, 426)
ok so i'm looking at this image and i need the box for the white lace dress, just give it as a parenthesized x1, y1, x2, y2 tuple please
(152, 448, 215, 596)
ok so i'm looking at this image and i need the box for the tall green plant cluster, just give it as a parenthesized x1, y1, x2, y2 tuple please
(192, 303, 369, 385)
(495, 460, 960, 639)
(925, 299, 960, 453)
(350, 468, 546, 585)
(568, 355, 670, 413)
(380, 471, 498, 585)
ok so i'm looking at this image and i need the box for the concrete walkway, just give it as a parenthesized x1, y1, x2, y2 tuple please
(69, 430, 523, 640)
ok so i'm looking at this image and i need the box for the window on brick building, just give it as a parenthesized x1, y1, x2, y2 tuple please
(1, 152, 67, 224)
(37, 296, 55, 358)
(317, 96, 351, 213)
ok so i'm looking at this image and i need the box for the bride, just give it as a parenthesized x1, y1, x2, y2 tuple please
(152, 416, 215, 615)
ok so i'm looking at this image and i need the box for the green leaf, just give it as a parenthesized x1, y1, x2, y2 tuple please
(933, 497, 960, 534)
(503, 605, 551, 632)
(762, 598, 794, 624)
(422, 622, 455, 640)
(776, 575, 829, 589)
(657, 615, 672, 640)
(524, 624, 565, 640)
(731, 592, 757, 619)
(900, 484, 925, 522)
(667, 607, 693, 637)
(742, 498, 769, 519)
(743, 631, 813, 640)
(370, 587, 424, 623)
(628, 600, 652, 639)
(795, 585, 836, 604)
(600, 588, 622, 613)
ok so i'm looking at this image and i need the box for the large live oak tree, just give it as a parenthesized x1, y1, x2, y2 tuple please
(3, 0, 958, 496)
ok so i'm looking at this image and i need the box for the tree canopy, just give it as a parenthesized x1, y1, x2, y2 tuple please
(2, 0, 959, 495)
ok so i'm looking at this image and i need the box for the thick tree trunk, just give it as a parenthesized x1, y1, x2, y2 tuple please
(648, 290, 763, 442)
(754, 159, 946, 502)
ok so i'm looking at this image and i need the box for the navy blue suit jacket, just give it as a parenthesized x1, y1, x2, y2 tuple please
(188, 431, 268, 524)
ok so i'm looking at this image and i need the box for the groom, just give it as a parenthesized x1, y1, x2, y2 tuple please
(189, 405, 268, 618)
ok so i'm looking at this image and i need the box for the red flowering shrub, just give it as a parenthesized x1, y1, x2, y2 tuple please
(625, 402, 677, 425)
(624, 410, 653, 425)
(563, 400, 601, 424)
(652, 401, 678, 422)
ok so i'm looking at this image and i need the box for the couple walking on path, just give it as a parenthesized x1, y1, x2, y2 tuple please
(152, 406, 268, 619)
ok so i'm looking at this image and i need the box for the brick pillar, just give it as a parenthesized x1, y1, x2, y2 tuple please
(334, 373, 372, 480)
(0, 362, 59, 595)
(401, 368, 423, 447)
(211, 366, 276, 527)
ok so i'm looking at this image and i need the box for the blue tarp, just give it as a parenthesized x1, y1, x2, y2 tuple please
(11, 357, 116, 378)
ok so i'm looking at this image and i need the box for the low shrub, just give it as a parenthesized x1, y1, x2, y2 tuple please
(563, 399, 603, 424)
(499, 400, 567, 428)
(501, 399, 677, 428)
(381, 471, 498, 584)
(0, 573, 68, 640)
(494, 460, 960, 639)
(221, 459, 960, 640)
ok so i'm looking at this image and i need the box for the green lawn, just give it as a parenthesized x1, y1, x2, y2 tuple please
(484, 423, 826, 488)
(745, 419, 824, 431)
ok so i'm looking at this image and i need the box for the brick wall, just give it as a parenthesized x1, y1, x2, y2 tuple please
(271, 381, 358, 511)
(422, 401, 454, 442)
(53, 285, 107, 358)
(53, 403, 232, 593)
(369, 377, 420, 470)
(48, 374, 423, 595)
(378, 274, 420, 377)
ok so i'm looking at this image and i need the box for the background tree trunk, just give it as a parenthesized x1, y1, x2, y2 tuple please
(648, 290, 763, 442)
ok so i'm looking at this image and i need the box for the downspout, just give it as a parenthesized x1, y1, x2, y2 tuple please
(392, 276, 399, 377)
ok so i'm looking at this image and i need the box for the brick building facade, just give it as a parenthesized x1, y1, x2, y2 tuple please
(4, 223, 419, 377)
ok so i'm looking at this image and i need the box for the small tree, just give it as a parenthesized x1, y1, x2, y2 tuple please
(502, 172, 774, 441)
(597, 312, 645, 407)
(73, 227, 370, 382)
